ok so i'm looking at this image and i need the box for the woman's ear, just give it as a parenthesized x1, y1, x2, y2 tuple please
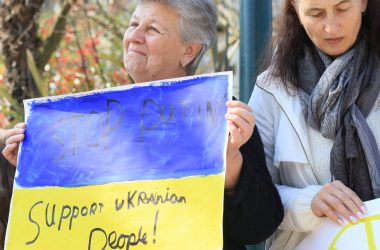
(362, 0, 368, 13)
(181, 43, 203, 68)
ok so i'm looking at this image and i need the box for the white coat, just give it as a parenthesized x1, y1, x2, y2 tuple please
(249, 69, 380, 250)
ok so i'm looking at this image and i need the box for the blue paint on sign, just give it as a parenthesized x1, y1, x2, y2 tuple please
(16, 74, 230, 187)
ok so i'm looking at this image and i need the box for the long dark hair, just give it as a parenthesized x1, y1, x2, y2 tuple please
(268, 0, 380, 90)
(0, 141, 15, 250)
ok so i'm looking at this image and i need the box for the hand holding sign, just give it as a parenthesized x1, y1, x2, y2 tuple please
(5, 73, 231, 250)
(2, 123, 26, 167)
(296, 198, 380, 250)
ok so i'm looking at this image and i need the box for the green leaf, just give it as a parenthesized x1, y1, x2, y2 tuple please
(26, 49, 48, 96)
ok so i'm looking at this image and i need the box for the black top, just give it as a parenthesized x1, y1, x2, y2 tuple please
(223, 127, 284, 250)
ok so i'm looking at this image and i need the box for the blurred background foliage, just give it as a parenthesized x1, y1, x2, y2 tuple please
(0, 0, 279, 129)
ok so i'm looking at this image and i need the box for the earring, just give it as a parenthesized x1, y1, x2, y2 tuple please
(181, 60, 186, 68)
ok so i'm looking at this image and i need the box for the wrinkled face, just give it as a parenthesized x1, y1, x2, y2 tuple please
(123, 2, 187, 83)
(293, 0, 367, 56)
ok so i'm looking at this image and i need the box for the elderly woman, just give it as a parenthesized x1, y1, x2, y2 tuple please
(250, 0, 380, 249)
(2, 0, 283, 249)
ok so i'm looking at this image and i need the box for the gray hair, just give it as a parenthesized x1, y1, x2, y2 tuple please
(139, 0, 217, 75)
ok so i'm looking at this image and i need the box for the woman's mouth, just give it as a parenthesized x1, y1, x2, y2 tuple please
(325, 37, 343, 45)
(128, 48, 146, 56)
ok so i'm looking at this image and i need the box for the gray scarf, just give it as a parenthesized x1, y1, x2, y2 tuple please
(298, 39, 380, 201)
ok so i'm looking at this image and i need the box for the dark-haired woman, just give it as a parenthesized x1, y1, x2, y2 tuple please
(249, 0, 380, 249)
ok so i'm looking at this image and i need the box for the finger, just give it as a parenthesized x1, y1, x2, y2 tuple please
(316, 201, 345, 226)
(333, 181, 366, 216)
(330, 181, 364, 218)
(321, 190, 357, 223)
(227, 121, 242, 146)
(3, 142, 19, 155)
(226, 101, 253, 112)
(227, 107, 255, 125)
(14, 122, 26, 129)
(323, 182, 361, 222)
(225, 113, 252, 136)
(5, 133, 24, 146)
(2, 143, 18, 167)
(4, 127, 25, 140)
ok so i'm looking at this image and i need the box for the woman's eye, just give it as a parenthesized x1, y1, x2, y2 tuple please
(336, 8, 349, 13)
(129, 22, 138, 28)
(309, 11, 323, 17)
(336, 3, 351, 12)
(149, 26, 160, 33)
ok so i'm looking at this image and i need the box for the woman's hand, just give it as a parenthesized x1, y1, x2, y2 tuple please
(224, 101, 256, 192)
(311, 180, 367, 226)
(2, 123, 26, 167)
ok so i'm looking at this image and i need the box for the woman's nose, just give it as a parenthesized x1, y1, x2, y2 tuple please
(128, 26, 145, 44)
(324, 15, 340, 34)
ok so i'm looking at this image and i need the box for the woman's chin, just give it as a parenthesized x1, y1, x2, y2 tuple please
(125, 64, 146, 81)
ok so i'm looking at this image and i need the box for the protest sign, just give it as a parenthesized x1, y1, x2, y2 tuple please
(295, 198, 380, 250)
(5, 72, 231, 250)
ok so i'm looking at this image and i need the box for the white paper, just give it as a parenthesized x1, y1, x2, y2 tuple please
(295, 198, 380, 250)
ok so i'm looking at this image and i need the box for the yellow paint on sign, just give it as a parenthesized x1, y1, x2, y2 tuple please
(329, 214, 380, 250)
(6, 175, 224, 250)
